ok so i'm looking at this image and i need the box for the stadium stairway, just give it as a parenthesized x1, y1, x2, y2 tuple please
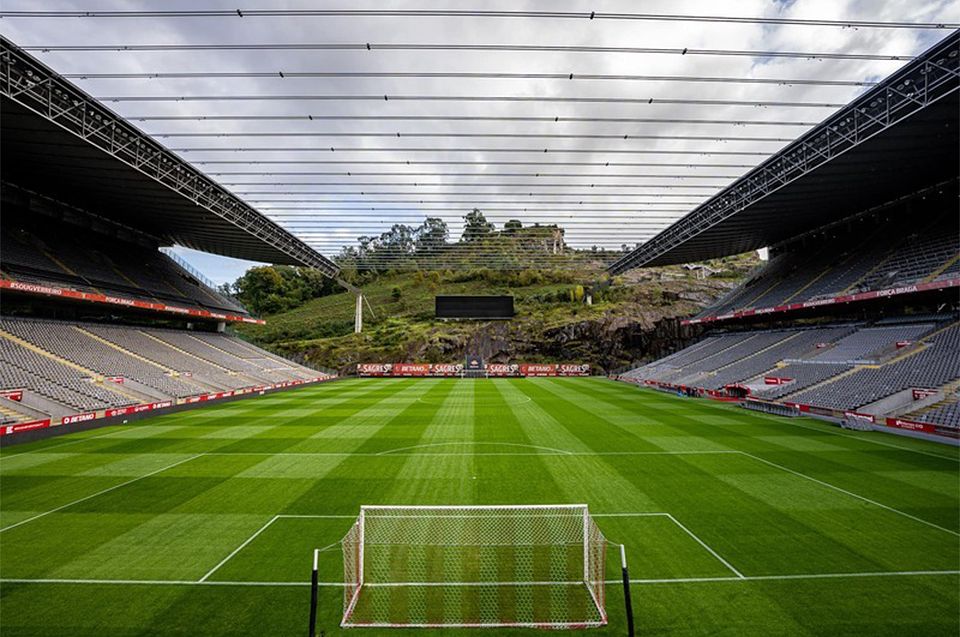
(693, 331, 803, 388)
(924, 253, 960, 283)
(779, 364, 862, 402)
(0, 327, 145, 405)
(109, 263, 163, 304)
(0, 398, 31, 424)
(900, 379, 960, 420)
(786, 320, 959, 409)
(182, 333, 286, 382)
(779, 267, 831, 304)
(140, 331, 263, 388)
(75, 326, 217, 394)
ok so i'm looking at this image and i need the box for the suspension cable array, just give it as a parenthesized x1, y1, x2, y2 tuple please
(4, 6, 952, 270)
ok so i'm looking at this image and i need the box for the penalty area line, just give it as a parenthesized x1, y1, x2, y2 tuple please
(740, 452, 960, 538)
(0, 454, 204, 534)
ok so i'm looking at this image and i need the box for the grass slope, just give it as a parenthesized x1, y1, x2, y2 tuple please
(1, 378, 958, 636)
(234, 267, 738, 371)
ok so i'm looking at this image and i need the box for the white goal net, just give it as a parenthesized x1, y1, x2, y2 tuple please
(340, 504, 609, 629)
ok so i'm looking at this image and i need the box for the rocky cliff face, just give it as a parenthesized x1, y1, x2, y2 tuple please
(288, 298, 707, 375)
(256, 260, 752, 374)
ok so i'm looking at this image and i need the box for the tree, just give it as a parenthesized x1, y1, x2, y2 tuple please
(461, 208, 495, 243)
(415, 217, 449, 252)
(230, 265, 337, 316)
(378, 224, 416, 256)
(503, 219, 523, 235)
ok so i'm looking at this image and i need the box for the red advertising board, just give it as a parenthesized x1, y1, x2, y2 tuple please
(895, 340, 913, 349)
(394, 363, 431, 377)
(681, 277, 960, 326)
(885, 417, 935, 433)
(558, 364, 590, 377)
(520, 364, 557, 377)
(358, 363, 392, 377)
(62, 412, 97, 425)
(430, 363, 462, 377)
(487, 364, 521, 377)
(1, 379, 331, 437)
(0, 278, 264, 325)
(2, 419, 51, 436)
(0, 389, 24, 401)
(911, 388, 938, 400)
(763, 376, 793, 385)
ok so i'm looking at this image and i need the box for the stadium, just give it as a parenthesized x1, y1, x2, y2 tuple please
(0, 4, 957, 636)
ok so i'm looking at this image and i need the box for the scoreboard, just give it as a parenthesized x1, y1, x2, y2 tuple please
(435, 295, 514, 319)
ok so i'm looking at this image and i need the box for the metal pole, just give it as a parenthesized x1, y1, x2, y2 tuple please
(620, 544, 635, 637)
(308, 548, 319, 637)
(354, 293, 363, 333)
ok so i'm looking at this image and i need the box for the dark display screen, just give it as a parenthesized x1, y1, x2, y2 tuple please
(435, 295, 514, 319)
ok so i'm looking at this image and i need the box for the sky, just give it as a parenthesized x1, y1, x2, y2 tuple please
(1, 0, 956, 282)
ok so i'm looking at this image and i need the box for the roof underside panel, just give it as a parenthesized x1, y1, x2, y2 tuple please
(0, 37, 339, 277)
(608, 30, 960, 271)
(1, 99, 299, 263)
(646, 94, 958, 265)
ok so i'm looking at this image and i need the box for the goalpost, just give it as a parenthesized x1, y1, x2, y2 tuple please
(328, 504, 618, 630)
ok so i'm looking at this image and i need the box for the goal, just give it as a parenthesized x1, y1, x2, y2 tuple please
(338, 504, 610, 629)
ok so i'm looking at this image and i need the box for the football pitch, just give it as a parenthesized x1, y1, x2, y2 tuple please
(1, 377, 957, 636)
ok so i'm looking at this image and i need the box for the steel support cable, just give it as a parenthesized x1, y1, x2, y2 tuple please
(129, 115, 820, 126)
(62, 70, 878, 88)
(154, 131, 795, 142)
(5, 10, 952, 29)
(238, 195, 708, 201)
(218, 181, 725, 188)
(210, 172, 737, 178)
(246, 202, 700, 207)
(190, 160, 759, 167)
(101, 94, 846, 108)
(306, 243, 656, 248)
(21, 43, 915, 61)
(297, 245, 661, 251)
(252, 210, 695, 215)
(191, 162, 756, 171)
(251, 201, 698, 206)
(232, 191, 711, 196)
(261, 210, 688, 216)
(171, 148, 774, 156)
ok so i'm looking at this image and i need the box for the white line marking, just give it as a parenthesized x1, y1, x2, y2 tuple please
(199, 515, 280, 582)
(1, 426, 150, 460)
(277, 514, 356, 519)
(623, 382, 959, 462)
(201, 450, 736, 457)
(735, 408, 960, 462)
(0, 454, 203, 533)
(417, 395, 532, 406)
(376, 441, 573, 456)
(2, 570, 956, 588)
(615, 569, 960, 584)
(593, 512, 671, 517)
(664, 513, 744, 578)
(741, 452, 960, 538)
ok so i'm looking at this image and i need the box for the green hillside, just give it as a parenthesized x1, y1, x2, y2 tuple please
(234, 255, 758, 373)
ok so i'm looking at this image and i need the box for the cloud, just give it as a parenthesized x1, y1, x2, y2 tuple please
(2, 0, 955, 264)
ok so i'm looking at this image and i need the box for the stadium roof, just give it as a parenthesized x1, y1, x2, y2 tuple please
(0, 36, 340, 277)
(608, 30, 959, 272)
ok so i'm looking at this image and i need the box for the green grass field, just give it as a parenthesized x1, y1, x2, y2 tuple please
(1, 377, 958, 636)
